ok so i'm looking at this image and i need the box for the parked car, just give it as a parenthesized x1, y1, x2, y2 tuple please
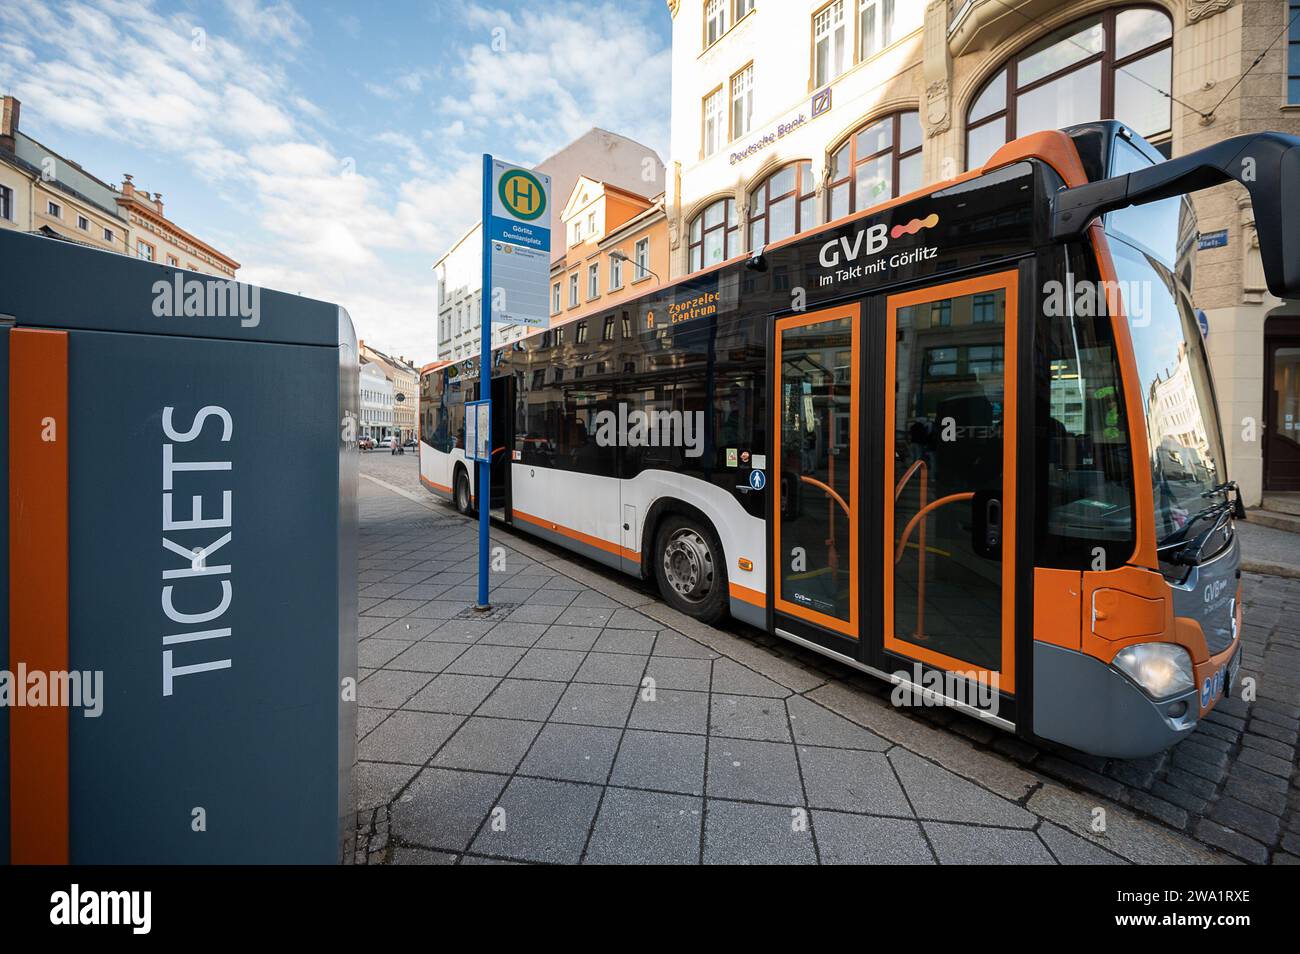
(357, 437, 375, 450)
(403, 438, 417, 448)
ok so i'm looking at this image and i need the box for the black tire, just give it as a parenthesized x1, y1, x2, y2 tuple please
(453, 467, 474, 515)
(653, 513, 728, 624)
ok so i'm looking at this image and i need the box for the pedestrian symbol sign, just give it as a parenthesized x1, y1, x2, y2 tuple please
(498, 169, 546, 221)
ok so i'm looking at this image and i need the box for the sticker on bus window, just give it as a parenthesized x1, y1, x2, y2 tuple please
(751, 454, 766, 471)
(726, 448, 738, 468)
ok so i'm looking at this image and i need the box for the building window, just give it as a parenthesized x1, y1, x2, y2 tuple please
(966, 8, 1173, 169)
(730, 63, 754, 139)
(76, 214, 89, 230)
(748, 161, 815, 249)
(576, 321, 589, 344)
(634, 238, 650, 279)
(167, 254, 179, 266)
(47, 200, 62, 218)
(1290, 2, 1300, 104)
(552, 281, 561, 315)
(571, 220, 582, 245)
(813, 0, 848, 88)
(137, 239, 154, 262)
(703, 86, 725, 158)
(736, 0, 755, 19)
(103, 227, 113, 242)
(857, 0, 918, 60)
(587, 211, 596, 236)
(609, 253, 623, 290)
(827, 110, 923, 220)
(705, 0, 728, 47)
(587, 263, 599, 300)
(0, 184, 12, 221)
(603, 315, 616, 341)
(569, 272, 580, 307)
(688, 197, 739, 272)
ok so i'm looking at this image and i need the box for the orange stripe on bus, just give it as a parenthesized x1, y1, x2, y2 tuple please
(728, 582, 765, 607)
(512, 508, 639, 561)
(9, 328, 69, 864)
(420, 474, 451, 494)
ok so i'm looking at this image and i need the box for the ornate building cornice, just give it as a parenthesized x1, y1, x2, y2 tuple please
(667, 0, 680, 18)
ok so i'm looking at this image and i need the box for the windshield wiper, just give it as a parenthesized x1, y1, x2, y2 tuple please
(1157, 498, 1233, 552)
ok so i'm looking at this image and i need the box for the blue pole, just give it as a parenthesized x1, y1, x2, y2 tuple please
(477, 153, 492, 611)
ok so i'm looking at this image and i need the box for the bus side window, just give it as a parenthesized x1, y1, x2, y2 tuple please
(1035, 247, 1136, 569)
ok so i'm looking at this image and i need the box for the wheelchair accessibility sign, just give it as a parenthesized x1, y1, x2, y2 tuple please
(748, 470, 766, 491)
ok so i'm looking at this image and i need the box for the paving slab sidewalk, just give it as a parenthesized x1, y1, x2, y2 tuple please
(346, 460, 1256, 865)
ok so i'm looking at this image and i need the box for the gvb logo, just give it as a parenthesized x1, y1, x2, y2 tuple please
(50, 885, 151, 934)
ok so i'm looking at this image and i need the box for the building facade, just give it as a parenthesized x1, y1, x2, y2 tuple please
(0, 95, 130, 255)
(433, 127, 668, 362)
(116, 175, 239, 278)
(359, 361, 396, 441)
(360, 341, 420, 442)
(550, 177, 669, 328)
(664, 0, 1300, 505)
(0, 95, 238, 279)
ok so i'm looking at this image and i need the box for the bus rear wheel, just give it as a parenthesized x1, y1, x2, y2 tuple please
(653, 515, 727, 624)
(453, 468, 474, 515)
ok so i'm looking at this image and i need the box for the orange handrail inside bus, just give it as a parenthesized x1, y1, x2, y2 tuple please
(894, 493, 974, 565)
(798, 475, 849, 516)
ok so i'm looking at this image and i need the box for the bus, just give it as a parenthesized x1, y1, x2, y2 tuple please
(420, 121, 1300, 758)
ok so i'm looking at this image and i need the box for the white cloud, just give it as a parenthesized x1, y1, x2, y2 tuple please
(222, 0, 308, 49)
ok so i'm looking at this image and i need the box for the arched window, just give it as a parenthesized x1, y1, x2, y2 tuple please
(827, 110, 922, 221)
(688, 197, 739, 272)
(748, 161, 815, 250)
(966, 6, 1173, 169)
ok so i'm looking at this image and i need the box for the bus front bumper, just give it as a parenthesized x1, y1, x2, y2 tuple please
(1032, 641, 1204, 759)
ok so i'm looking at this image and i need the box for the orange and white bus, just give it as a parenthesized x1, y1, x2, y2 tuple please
(420, 121, 1300, 757)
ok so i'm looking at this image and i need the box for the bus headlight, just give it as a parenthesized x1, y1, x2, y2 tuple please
(1112, 643, 1195, 700)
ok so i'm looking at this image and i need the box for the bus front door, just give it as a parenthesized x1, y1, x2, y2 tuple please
(771, 304, 862, 652)
(882, 271, 1019, 703)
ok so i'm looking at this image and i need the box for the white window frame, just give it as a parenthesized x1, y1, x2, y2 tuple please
(0, 184, 12, 221)
(634, 238, 650, 280)
(731, 64, 754, 139)
(587, 263, 599, 300)
(703, 86, 725, 158)
(103, 226, 113, 242)
(705, 0, 728, 48)
(76, 214, 89, 231)
(813, 0, 848, 88)
(735, 0, 755, 20)
(552, 281, 562, 315)
(47, 200, 62, 218)
(609, 253, 623, 290)
(569, 272, 580, 307)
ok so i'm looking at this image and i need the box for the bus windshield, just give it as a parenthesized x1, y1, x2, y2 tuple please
(1112, 237, 1226, 545)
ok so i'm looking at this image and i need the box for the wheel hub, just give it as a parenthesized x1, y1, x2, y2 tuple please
(662, 529, 714, 604)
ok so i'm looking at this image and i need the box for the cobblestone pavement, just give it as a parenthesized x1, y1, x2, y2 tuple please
(348, 453, 1297, 864)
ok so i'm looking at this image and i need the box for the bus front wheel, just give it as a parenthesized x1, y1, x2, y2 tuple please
(653, 515, 728, 624)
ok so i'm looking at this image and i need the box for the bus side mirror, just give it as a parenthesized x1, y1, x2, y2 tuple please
(1053, 132, 1300, 300)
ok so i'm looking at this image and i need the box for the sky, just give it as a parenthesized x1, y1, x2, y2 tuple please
(0, 0, 674, 362)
